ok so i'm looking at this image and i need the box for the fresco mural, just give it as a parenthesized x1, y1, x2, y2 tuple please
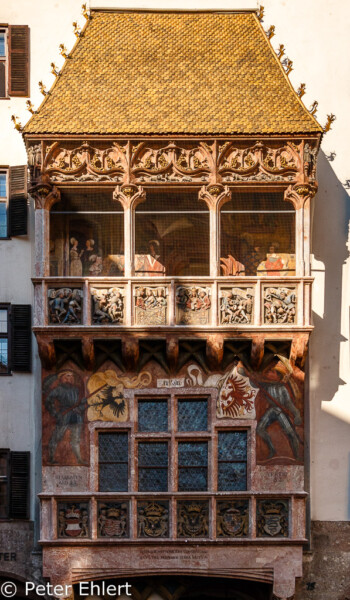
(42, 356, 303, 466)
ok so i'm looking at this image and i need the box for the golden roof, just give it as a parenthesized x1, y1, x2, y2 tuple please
(24, 10, 322, 135)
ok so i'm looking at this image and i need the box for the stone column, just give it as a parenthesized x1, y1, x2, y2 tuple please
(113, 184, 146, 277)
(284, 183, 317, 277)
(30, 180, 61, 277)
(199, 184, 231, 277)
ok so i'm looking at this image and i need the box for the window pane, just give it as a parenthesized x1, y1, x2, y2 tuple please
(178, 442, 208, 491)
(135, 191, 209, 276)
(218, 431, 247, 491)
(218, 462, 247, 491)
(99, 433, 128, 492)
(0, 309, 7, 333)
(0, 339, 8, 373)
(138, 442, 168, 492)
(138, 400, 168, 432)
(0, 202, 7, 238)
(178, 399, 208, 431)
(0, 174, 6, 197)
(0, 63, 5, 98)
(218, 431, 247, 460)
(50, 190, 124, 276)
(220, 192, 295, 276)
(0, 34, 5, 57)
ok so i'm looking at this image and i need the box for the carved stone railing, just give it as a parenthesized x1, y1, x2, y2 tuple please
(33, 277, 313, 329)
(40, 492, 306, 543)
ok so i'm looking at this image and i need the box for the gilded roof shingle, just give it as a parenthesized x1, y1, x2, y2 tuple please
(24, 11, 322, 135)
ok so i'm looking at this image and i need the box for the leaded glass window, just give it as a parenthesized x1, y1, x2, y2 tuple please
(99, 432, 128, 492)
(217, 431, 247, 491)
(138, 400, 168, 432)
(138, 442, 168, 492)
(178, 441, 208, 491)
(177, 399, 208, 432)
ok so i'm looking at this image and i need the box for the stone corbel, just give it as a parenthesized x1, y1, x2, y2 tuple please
(206, 335, 224, 371)
(166, 336, 179, 374)
(29, 175, 61, 210)
(198, 183, 231, 210)
(290, 333, 309, 369)
(36, 335, 56, 370)
(122, 338, 139, 371)
(284, 182, 317, 209)
(81, 337, 95, 371)
(250, 335, 265, 370)
(112, 183, 146, 210)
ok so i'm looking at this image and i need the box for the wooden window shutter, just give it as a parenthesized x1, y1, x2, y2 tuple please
(11, 305, 31, 372)
(9, 166, 28, 236)
(8, 25, 29, 97)
(9, 452, 30, 519)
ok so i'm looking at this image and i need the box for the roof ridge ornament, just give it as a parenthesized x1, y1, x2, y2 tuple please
(309, 101, 318, 116)
(11, 115, 23, 133)
(39, 81, 48, 96)
(72, 22, 82, 38)
(26, 100, 36, 114)
(276, 44, 285, 60)
(297, 84, 306, 98)
(51, 63, 60, 78)
(82, 3, 91, 21)
(265, 25, 275, 40)
(59, 44, 70, 59)
(282, 58, 293, 75)
(323, 114, 336, 133)
(257, 5, 264, 22)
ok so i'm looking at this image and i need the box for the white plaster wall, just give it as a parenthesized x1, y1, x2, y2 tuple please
(1, 0, 349, 522)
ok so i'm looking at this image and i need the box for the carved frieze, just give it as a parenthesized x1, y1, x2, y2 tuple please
(177, 500, 209, 538)
(57, 502, 89, 538)
(98, 502, 128, 537)
(176, 285, 211, 325)
(263, 287, 297, 324)
(131, 141, 213, 184)
(218, 141, 302, 182)
(91, 287, 124, 324)
(48, 288, 83, 324)
(134, 286, 168, 325)
(216, 500, 249, 537)
(42, 141, 127, 182)
(219, 287, 254, 325)
(137, 501, 169, 538)
(256, 499, 289, 537)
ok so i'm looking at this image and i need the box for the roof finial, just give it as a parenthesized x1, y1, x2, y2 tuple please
(282, 58, 293, 75)
(309, 101, 318, 116)
(51, 62, 60, 77)
(323, 114, 336, 133)
(59, 44, 70, 59)
(11, 115, 23, 132)
(82, 4, 91, 20)
(26, 100, 36, 114)
(297, 83, 306, 98)
(73, 22, 81, 38)
(266, 25, 275, 40)
(257, 5, 264, 22)
(276, 44, 285, 59)
(38, 81, 48, 96)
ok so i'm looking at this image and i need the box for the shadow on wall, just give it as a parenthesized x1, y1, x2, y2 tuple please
(311, 150, 350, 401)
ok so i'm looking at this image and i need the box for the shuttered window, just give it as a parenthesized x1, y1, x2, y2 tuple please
(8, 25, 29, 97)
(0, 450, 30, 520)
(0, 304, 31, 374)
(0, 167, 28, 238)
(0, 30, 6, 98)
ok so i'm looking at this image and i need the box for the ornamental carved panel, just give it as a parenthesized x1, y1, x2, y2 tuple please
(216, 500, 249, 537)
(176, 285, 211, 325)
(218, 140, 302, 183)
(134, 286, 168, 325)
(137, 501, 169, 538)
(263, 286, 297, 324)
(97, 502, 128, 537)
(177, 500, 209, 538)
(48, 288, 83, 324)
(219, 287, 254, 325)
(91, 287, 124, 324)
(43, 141, 127, 182)
(57, 502, 89, 538)
(256, 499, 289, 537)
(131, 141, 213, 184)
